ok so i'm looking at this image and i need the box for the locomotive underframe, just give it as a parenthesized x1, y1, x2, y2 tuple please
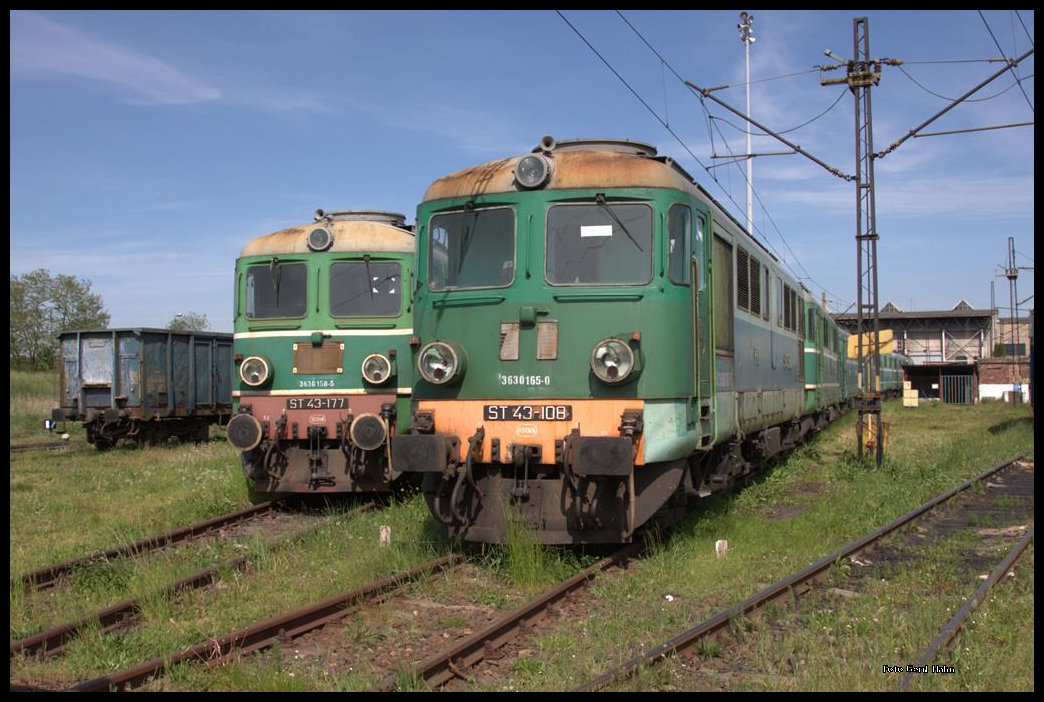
(397, 400, 849, 544)
(242, 442, 394, 495)
(419, 459, 686, 545)
(236, 393, 401, 495)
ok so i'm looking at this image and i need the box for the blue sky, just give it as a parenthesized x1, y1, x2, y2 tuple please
(10, 10, 1034, 332)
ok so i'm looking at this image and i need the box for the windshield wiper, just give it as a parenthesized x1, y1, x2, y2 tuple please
(595, 194, 643, 252)
(269, 257, 281, 302)
(364, 255, 374, 300)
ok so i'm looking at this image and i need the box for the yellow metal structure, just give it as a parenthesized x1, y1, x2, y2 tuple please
(847, 329, 895, 358)
(863, 420, 889, 453)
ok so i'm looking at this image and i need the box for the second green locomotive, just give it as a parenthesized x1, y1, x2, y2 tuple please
(226, 210, 415, 499)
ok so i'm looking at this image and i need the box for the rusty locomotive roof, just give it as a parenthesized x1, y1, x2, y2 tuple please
(422, 146, 698, 202)
(240, 217, 414, 257)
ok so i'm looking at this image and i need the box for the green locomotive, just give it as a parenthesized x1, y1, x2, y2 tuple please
(226, 210, 415, 499)
(393, 137, 859, 544)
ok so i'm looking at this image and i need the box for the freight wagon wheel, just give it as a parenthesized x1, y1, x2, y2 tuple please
(92, 436, 116, 451)
(86, 426, 115, 451)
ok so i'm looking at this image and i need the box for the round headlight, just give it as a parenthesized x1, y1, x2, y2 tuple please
(240, 356, 272, 387)
(590, 339, 635, 384)
(514, 154, 551, 189)
(307, 226, 333, 251)
(361, 353, 392, 385)
(418, 342, 463, 385)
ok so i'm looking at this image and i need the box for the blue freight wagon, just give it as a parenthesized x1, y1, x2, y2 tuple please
(51, 329, 234, 449)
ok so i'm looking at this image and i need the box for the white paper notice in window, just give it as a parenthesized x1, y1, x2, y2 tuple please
(580, 225, 613, 238)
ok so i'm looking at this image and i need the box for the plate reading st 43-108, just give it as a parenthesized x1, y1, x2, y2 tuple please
(483, 404, 572, 421)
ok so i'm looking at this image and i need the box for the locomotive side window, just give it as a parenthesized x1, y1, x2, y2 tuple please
(712, 234, 734, 353)
(668, 204, 691, 285)
(429, 207, 515, 291)
(763, 268, 770, 321)
(779, 283, 800, 334)
(245, 262, 307, 319)
(695, 216, 706, 290)
(546, 203, 652, 285)
(750, 257, 762, 317)
(330, 261, 401, 318)
(777, 279, 784, 328)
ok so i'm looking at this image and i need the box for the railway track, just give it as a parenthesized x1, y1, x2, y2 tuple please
(65, 555, 462, 691)
(897, 525, 1033, 691)
(373, 542, 644, 691)
(576, 456, 1033, 691)
(11, 503, 371, 660)
(9, 441, 69, 453)
(18, 502, 280, 592)
(12, 454, 1032, 691)
(60, 541, 644, 692)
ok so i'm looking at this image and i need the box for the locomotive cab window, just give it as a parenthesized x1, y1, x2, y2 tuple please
(428, 207, 514, 291)
(245, 261, 307, 319)
(668, 204, 691, 285)
(330, 261, 401, 318)
(546, 202, 652, 285)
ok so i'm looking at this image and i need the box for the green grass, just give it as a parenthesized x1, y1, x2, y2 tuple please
(9, 396, 1033, 691)
(470, 504, 593, 590)
(10, 370, 60, 442)
(10, 440, 249, 577)
(725, 530, 1034, 691)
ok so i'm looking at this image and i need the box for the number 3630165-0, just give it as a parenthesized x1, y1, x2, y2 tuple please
(498, 373, 552, 386)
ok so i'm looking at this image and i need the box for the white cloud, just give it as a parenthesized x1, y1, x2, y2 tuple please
(768, 175, 1034, 219)
(10, 11, 221, 105)
(383, 103, 530, 157)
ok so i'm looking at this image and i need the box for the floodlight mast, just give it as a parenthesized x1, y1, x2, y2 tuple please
(738, 12, 755, 235)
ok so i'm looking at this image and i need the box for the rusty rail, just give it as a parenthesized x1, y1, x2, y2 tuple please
(19, 502, 278, 592)
(67, 554, 462, 691)
(376, 542, 643, 691)
(898, 525, 1034, 691)
(10, 441, 69, 453)
(577, 455, 1025, 691)
(12, 554, 250, 659)
(13, 503, 373, 660)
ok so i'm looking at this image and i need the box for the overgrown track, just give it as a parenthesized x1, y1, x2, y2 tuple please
(66, 556, 462, 692)
(897, 525, 1034, 691)
(18, 502, 279, 592)
(577, 455, 1032, 691)
(375, 542, 644, 691)
(11, 503, 371, 660)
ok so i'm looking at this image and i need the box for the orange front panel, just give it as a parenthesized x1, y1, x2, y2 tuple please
(418, 399, 646, 465)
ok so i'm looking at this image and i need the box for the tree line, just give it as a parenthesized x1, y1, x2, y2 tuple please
(10, 269, 208, 371)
